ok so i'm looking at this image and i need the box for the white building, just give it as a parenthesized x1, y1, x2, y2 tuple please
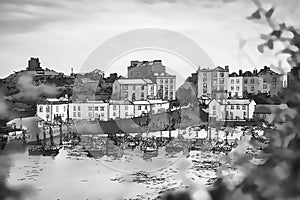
(208, 99, 256, 121)
(133, 100, 151, 117)
(228, 73, 243, 98)
(36, 97, 69, 123)
(148, 99, 170, 114)
(69, 101, 109, 121)
(109, 100, 134, 120)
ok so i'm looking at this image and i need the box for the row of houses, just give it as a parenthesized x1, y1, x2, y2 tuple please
(36, 97, 170, 123)
(207, 98, 288, 123)
(197, 66, 285, 99)
(111, 60, 176, 101)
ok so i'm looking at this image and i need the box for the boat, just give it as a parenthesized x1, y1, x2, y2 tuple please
(28, 145, 60, 156)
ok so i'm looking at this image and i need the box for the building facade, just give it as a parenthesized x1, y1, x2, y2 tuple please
(197, 66, 229, 100)
(228, 72, 243, 98)
(208, 99, 256, 121)
(127, 60, 176, 100)
(36, 97, 69, 123)
(258, 66, 284, 96)
(112, 78, 156, 101)
(69, 101, 109, 121)
(109, 100, 134, 120)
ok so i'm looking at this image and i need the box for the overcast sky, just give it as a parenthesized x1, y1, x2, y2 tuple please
(1, 0, 299, 81)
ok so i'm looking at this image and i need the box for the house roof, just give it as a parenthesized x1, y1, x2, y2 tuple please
(109, 100, 133, 105)
(254, 104, 288, 114)
(7, 116, 44, 125)
(225, 99, 252, 105)
(133, 100, 150, 105)
(117, 79, 152, 85)
(148, 99, 169, 104)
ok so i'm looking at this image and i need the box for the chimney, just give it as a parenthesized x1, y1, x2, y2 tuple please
(225, 65, 229, 71)
(131, 61, 139, 67)
(253, 69, 258, 76)
(239, 70, 243, 76)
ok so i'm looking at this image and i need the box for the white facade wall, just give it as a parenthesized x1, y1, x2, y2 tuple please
(228, 77, 243, 98)
(133, 101, 151, 117)
(37, 103, 68, 123)
(109, 104, 120, 120)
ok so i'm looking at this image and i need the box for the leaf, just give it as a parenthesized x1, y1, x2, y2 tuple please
(279, 23, 286, 30)
(270, 30, 282, 38)
(266, 7, 275, 18)
(257, 43, 265, 53)
(267, 39, 274, 49)
(260, 34, 270, 41)
(249, 10, 261, 20)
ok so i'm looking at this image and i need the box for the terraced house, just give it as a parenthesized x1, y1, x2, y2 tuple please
(112, 78, 156, 101)
(197, 66, 229, 100)
(127, 60, 176, 100)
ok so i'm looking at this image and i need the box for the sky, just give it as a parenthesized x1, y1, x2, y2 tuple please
(1, 0, 300, 84)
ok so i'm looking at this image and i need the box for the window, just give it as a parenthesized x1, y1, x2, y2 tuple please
(220, 78, 225, 84)
(220, 72, 224, 77)
(212, 72, 217, 78)
(244, 87, 247, 91)
(113, 112, 116, 116)
(141, 92, 144, 99)
(144, 105, 147, 110)
(100, 106, 104, 111)
(272, 77, 277, 82)
(213, 106, 216, 110)
(88, 112, 92, 118)
(160, 79, 163, 84)
(73, 112, 76, 117)
(113, 105, 116, 110)
(88, 106, 93, 111)
(138, 105, 141, 110)
(272, 83, 276, 88)
(251, 86, 254, 91)
(95, 107, 98, 111)
(64, 106, 66, 112)
(132, 85, 136, 90)
(237, 105, 240, 109)
(220, 86, 225, 91)
(101, 113, 104, 117)
(203, 83, 207, 87)
(46, 114, 49, 119)
(236, 79, 240, 84)
(124, 91, 128, 98)
(231, 79, 234, 84)
(46, 105, 50, 113)
(203, 72, 207, 76)
(125, 105, 128, 110)
(124, 85, 128, 90)
(170, 85, 173, 89)
(263, 84, 267, 89)
(78, 106, 80, 111)
(125, 112, 128, 116)
(170, 79, 173, 83)
(165, 79, 168, 83)
(263, 79, 267, 83)
(78, 112, 81, 117)
(56, 105, 59, 112)
(141, 85, 144, 90)
(231, 105, 234, 109)
(213, 111, 216, 115)
(251, 78, 254, 84)
(39, 106, 43, 112)
(236, 86, 240, 91)
(244, 79, 248, 84)
(151, 85, 154, 90)
(73, 106, 76, 111)
(165, 85, 168, 90)
(242, 105, 246, 110)
(203, 77, 207, 82)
